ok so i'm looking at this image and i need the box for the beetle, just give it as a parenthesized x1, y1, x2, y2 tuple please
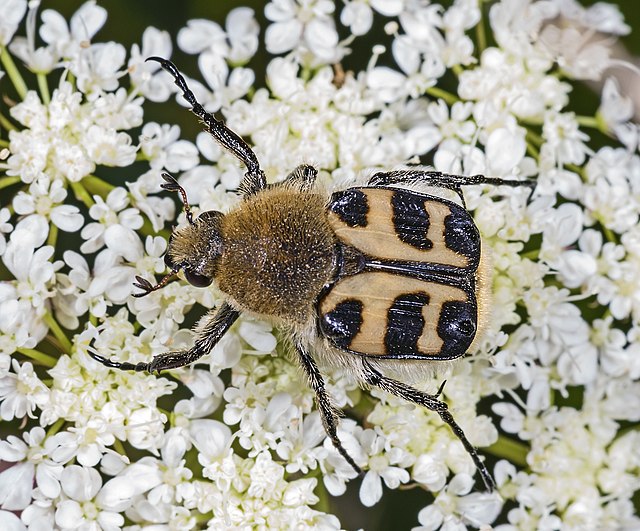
(90, 57, 533, 492)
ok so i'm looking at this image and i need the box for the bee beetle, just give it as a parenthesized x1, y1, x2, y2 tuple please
(90, 57, 533, 492)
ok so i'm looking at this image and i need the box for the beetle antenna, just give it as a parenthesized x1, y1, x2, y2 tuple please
(133, 270, 178, 297)
(161, 172, 194, 225)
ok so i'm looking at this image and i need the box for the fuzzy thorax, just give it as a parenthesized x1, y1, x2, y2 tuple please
(217, 187, 337, 323)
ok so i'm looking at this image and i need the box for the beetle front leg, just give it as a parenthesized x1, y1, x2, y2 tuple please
(90, 302, 241, 373)
(147, 57, 266, 197)
(360, 358, 495, 492)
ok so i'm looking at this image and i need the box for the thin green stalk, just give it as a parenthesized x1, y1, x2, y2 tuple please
(82, 175, 114, 198)
(475, 11, 487, 54)
(425, 86, 458, 106)
(522, 248, 539, 260)
(526, 128, 544, 147)
(16, 347, 57, 367)
(525, 138, 539, 159)
(70, 180, 95, 209)
(0, 176, 21, 190)
(46, 418, 65, 438)
(113, 439, 127, 456)
(0, 111, 16, 132)
(47, 223, 58, 247)
(37, 73, 50, 105)
(0, 46, 28, 99)
(486, 434, 529, 467)
(42, 311, 72, 354)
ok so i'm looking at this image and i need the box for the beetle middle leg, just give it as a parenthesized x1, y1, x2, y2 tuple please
(90, 302, 240, 373)
(147, 56, 267, 197)
(296, 341, 362, 474)
(360, 358, 495, 492)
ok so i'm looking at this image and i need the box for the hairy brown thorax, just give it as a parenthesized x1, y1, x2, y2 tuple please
(218, 186, 337, 322)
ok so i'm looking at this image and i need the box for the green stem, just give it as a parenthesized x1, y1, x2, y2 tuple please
(82, 175, 114, 198)
(425, 86, 458, 106)
(475, 11, 487, 54)
(113, 439, 127, 456)
(16, 347, 57, 367)
(46, 418, 65, 438)
(0, 176, 21, 190)
(70, 180, 95, 209)
(602, 225, 617, 243)
(0, 111, 16, 133)
(486, 434, 529, 467)
(37, 73, 50, 105)
(521, 249, 540, 260)
(525, 138, 539, 159)
(526, 129, 544, 147)
(43, 311, 72, 354)
(0, 46, 28, 99)
(47, 223, 58, 248)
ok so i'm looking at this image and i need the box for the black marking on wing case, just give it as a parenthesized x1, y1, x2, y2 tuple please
(319, 299, 363, 349)
(438, 301, 477, 355)
(385, 293, 430, 356)
(391, 191, 433, 250)
(444, 206, 480, 264)
(329, 189, 368, 227)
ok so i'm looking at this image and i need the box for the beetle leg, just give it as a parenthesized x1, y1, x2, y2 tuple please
(90, 302, 240, 373)
(369, 169, 534, 208)
(146, 57, 267, 197)
(295, 342, 362, 475)
(360, 358, 495, 492)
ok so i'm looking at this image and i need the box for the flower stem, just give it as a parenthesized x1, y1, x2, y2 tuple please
(426, 86, 458, 106)
(475, 10, 487, 54)
(82, 175, 115, 198)
(0, 46, 28, 100)
(37, 73, 50, 105)
(0, 111, 16, 132)
(485, 434, 529, 467)
(43, 311, 73, 354)
(47, 418, 65, 438)
(113, 439, 127, 456)
(47, 223, 58, 247)
(0, 176, 21, 190)
(70, 180, 95, 209)
(16, 347, 57, 367)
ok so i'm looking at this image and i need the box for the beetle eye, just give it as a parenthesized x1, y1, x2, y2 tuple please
(164, 254, 175, 269)
(184, 270, 212, 288)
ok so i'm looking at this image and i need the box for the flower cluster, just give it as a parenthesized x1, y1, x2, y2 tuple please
(1, 0, 639, 529)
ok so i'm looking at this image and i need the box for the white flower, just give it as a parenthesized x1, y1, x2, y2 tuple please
(0, 359, 49, 421)
(80, 187, 142, 254)
(54, 465, 124, 531)
(13, 179, 84, 233)
(140, 122, 199, 173)
(40, 0, 107, 59)
(0, 208, 13, 256)
(2, 238, 60, 314)
(358, 429, 410, 507)
(0, 0, 27, 46)
(265, 0, 343, 64)
(9, 1, 58, 73)
(178, 7, 259, 65)
(128, 26, 173, 102)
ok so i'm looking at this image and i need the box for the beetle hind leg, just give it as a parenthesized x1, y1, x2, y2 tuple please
(296, 342, 362, 474)
(360, 358, 495, 492)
